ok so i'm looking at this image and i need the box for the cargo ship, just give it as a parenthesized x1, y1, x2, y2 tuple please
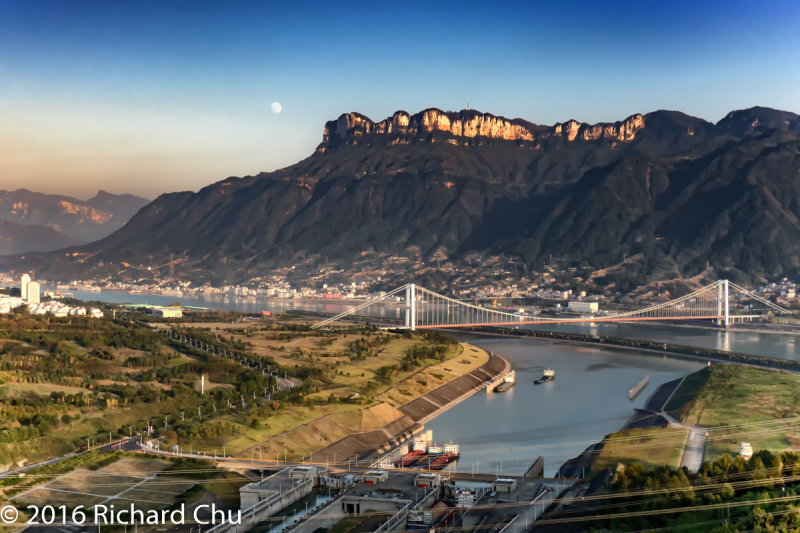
(534, 369, 555, 384)
(395, 449, 426, 467)
(428, 443, 460, 470)
(493, 370, 516, 392)
(394, 440, 460, 470)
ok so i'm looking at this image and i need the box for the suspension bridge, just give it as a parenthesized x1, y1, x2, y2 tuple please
(312, 280, 789, 330)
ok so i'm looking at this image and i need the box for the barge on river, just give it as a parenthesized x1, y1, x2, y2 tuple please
(394, 441, 460, 470)
(534, 369, 555, 384)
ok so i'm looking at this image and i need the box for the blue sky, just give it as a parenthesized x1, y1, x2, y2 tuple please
(1, 0, 798, 198)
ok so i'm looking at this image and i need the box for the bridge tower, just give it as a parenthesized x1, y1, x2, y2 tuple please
(405, 284, 416, 331)
(716, 279, 730, 327)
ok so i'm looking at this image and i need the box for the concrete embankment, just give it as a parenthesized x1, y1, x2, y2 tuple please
(450, 326, 800, 374)
(310, 350, 510, 463)
(399, 352, 509, 425)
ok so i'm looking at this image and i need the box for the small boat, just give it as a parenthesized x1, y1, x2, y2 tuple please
(534, 369, 555, 384)
(494, 370, 516, 392)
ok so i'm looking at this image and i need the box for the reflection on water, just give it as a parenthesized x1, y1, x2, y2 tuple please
(53, 288, 404, 318)
(527, 322, 800, 360)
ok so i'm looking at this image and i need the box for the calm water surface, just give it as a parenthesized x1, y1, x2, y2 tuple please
(428, 335, 705, 477)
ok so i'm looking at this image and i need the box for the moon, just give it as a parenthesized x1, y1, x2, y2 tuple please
(271, 101, 282, 114)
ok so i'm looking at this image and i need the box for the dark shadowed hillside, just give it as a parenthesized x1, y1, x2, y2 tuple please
(0, 189, 149, 246)
(0, 219, 78, 254)
(3, 106, 799, 284)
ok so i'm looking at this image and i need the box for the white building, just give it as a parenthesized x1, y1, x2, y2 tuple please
(568, 301, 599, 314)
(0, 296, 24, 314)
(151, 307, 182, 318)
(739, 442, 753, 460)
(20, 273, 30, 301)
(27, 282, 40, 304)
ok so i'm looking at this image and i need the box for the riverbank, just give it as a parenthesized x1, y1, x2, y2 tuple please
(443, 326, 800, 373)
(444, 327, 800, 477)
(302, 349, 510, 464)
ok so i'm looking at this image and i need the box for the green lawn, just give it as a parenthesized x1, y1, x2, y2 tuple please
(0, 382, 91, 397)
(592, 427, 689, 474)
(666, 364, 800, 460)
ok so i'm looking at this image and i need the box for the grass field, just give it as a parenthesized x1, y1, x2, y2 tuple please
(9, 453, 248, 521)
(592, 427, 689, 473)
(0, 312, 480, 474)
(0, 382, 91, 397)
(223, 341, 483, 460)
(377, 343, 488, 408)
(231, 402, 406, 461)
(48, 471, 144, 496)
(184, 328, 473, 459)
(666, 364, 800, 460)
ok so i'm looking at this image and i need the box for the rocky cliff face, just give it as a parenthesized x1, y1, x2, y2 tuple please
(317, 108, 646, 152)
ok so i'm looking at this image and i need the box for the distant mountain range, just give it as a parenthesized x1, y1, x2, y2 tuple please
(0, 190, 149, 254)
(3, 106, 799, 284)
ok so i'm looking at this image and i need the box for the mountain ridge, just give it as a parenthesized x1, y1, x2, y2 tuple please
(2, 106, 799, 286)
(0, 189, 150, 246)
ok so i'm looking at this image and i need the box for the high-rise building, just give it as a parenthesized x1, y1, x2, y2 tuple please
(21, 273, 30, 301)
(27, 282, 40, 304)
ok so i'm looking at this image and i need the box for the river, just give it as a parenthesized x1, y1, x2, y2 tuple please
(427, 335, 704, 477)
(50, 288, 404, 319)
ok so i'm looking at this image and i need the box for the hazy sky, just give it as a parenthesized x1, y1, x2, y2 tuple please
(1, 0, 799, 199)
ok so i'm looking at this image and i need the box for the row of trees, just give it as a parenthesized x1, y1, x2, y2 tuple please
(587, 451, 800, 532)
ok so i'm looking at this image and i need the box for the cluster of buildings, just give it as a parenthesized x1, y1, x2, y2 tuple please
(231, 463, 554, 533)
(26, 301, 104, 318)
(0, 296, 24, 315)
(0, 274, 103, 318)
(758, 278, 799, 305)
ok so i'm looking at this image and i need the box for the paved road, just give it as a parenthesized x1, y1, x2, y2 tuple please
(657, 377, 706, 472)
(0, 436, 140, 482)
(681, 429, 707, 471)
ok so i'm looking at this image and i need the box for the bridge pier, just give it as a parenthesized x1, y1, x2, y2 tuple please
(716, 279, 730, 328)
(405, 284, 416, 331)
(724, 279, 729, 328)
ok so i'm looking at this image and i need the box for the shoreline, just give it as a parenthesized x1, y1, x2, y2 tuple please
(441, 327, 800, 373)
(413, 351, 511, 427)
(299, 346, 511, 463)
(43, 287, 800, 336)
(439, 328, 800, 479)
